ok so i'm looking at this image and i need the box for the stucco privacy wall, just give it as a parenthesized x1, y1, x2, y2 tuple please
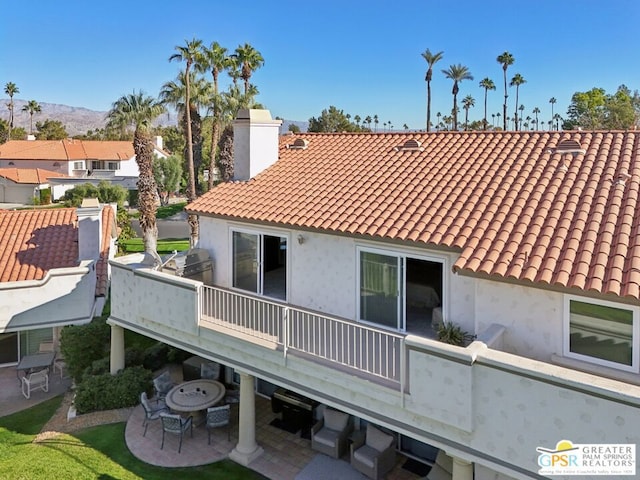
(475, 278, 563, 362)
(198, 217, 475, 327)
(0, 262, 96, 332)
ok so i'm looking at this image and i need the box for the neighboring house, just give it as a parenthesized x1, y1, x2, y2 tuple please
(0, 137, 168, 200)
(0, 201, 117, 365)
(0, 168, 69, 204)
(109, 110, 640, 479)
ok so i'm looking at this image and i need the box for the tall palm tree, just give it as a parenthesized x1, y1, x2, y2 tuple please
(22, 100, 41, 134)
(510, 73, 526, 131)
(354, 115, 361, 127)
(4, 82, 19, 138)
(496, 112, 501, 130)
(479, 78, 496, 130)
(436, 112, 442, 130)
(198, 41, 230, 189)
(549, 97, 557, 128)
(106, 92, 164, 254)
(374, 115, 379, 132)
(364, 115, 372, 130)
(462, 95, 475, 130)
(532, 107, 540, 130)
(491, 113, 496, 127)
(421, 49, 444, 132)
(442, 64, 473, 130)
(553, 113, 561, 131)
(496, 51, 515, 130)
(170, 38, 202, 246)
(519, 104, 525, 130)
(233, 43, 264, 96)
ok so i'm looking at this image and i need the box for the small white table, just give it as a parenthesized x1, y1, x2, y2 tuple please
(165, 379, 225, 426)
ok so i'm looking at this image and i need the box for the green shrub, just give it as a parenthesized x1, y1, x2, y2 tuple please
(60, 318, 111, 383)
(84, 357, 111, 377)
(128, 189, 139, 207)
(39, 188, 51, 205)
(437, 321, 476, 346)
(167, 346, 193, 364)
(74, 365, 153, 414)
(143, 342, 171, 371)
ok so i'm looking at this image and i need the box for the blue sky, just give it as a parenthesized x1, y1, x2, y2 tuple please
(2, 0, 639, 130)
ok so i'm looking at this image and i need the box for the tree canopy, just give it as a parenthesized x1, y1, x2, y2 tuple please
(35, 119, 68, 140)
(153, 154, 183, 205)
(308, 106, 368, 133)
(564, 86, 639, 130)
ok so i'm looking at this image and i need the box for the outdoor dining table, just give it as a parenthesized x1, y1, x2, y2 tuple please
(164, 379, 226, 426)
(15, 352, 55, 383)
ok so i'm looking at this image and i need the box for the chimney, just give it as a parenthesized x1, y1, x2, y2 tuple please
(233, 109, 282, 181)
(27, 134, 36, 141)
(77, 197, 102, 261)
(154, 135, 163, 150)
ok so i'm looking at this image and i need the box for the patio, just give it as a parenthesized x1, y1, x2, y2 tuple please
(0, 365, 424, 480)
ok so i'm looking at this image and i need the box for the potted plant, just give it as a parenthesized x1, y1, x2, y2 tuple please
(437, 321, 475, 346)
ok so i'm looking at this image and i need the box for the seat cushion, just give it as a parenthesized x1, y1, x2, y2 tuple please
(313, 427, 340, 447)
(366, 424, 393, 452)
(353, 444, 378, 468)
(323, 409, 348, 431)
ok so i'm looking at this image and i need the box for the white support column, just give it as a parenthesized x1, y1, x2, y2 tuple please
(229, 372, 264, 465)
(110, 324, 125, 375)
(452, 456, 474, 480)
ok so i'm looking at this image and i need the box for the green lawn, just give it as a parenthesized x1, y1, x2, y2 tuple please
(119, 238, 190, 254)
(129, 202, 188, 220)
(0, 397, 267, 480)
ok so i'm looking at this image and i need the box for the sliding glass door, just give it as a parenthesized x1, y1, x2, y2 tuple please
(232, 230, 287, 301)
(358, 247, 445, 335)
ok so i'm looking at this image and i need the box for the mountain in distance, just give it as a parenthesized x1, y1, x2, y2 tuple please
(0, 99, 308, 137)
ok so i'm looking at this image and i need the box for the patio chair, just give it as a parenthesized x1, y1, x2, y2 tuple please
(200, 361, 221, 380)
(140, 391, 169, 436)
(350, 423, 396, 480)
(311, 408, 353, 459)
(160, 413, 193, 453)
(53, 354, 66, 379)
(38, 341, 54, 353)
(21, 370, 49, 399)
(152, 371, 175, 403)
(206, 404, 231, 443)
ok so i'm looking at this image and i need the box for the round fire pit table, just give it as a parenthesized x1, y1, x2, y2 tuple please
(165, 379, 226, 426)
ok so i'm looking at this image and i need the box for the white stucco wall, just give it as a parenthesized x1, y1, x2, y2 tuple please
(116, 157, 139, 177)
(0, 261, 97, 333)
(0, 159, 71, 175)
(198, 217, 474, 328)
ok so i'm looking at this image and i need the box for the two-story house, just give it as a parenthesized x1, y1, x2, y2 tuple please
(0, 200, 117, 365)
(0, 137, 168, 200)
(108, 110, 640, 479)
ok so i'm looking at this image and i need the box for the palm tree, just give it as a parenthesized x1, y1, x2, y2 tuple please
(233, 43, 264, 96)
(106, 92, 164, 254)
(421, 49, 444, 132)
(519, 104, 526, 130)
(479, 78, 496, 130)
(4, 82, 19, 138)
(496, 112, 501, 130)
(532, 107, 540, 130)
(22, 100, 41, 134)
(491, 113, 496, 127)
(159, 72, 211, 192)
(442, 64, 473, 130)
(496, 51, 515, 130)
(462, 95, 475, 130)
(554, 113, 561, 131)
(403, 123, 409, 131)
(509, 73, 526, 131)
(170, 38, 202, 246)
(354, 115, 361, 127)
(436, 112, 442, 131)
(364, 115, 372, 130)
(549, 97, 557, 128)
(374, 115, 379, 132)
(198, 41, 230, 189)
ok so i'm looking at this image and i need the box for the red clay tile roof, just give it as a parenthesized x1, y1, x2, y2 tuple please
(0, 206, 115, 297)
(0, 139, 135, 161)
(188, 131, 640, 300)
(0, 208, 78, 282)
(0, 168, 68, 184)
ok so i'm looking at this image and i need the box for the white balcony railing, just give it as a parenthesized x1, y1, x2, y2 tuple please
(200, 285, 405, 386)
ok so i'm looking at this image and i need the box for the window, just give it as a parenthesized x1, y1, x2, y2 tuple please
(108, 161, 120, 171)
(91, 160, 103, 170)
(73, 161, 84, 170)
(564, 296, 639, 372)
(357, 246, 444, 335)
(231, 229, 287, 301)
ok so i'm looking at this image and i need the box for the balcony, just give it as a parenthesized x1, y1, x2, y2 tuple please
(110, 255, 640, 477)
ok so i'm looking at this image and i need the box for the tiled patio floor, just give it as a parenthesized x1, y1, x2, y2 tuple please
(0, 365, 423, 479)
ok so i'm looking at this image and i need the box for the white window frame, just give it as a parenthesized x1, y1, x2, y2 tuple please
(108, 161, 120, 171)
(228, 226, 290, 301)
(356, 244, 447, 333)
(73, 161, 85, 170)
(563, 295, 639, 373)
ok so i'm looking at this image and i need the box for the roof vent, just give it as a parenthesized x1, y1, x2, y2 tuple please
(554, 139, 586, 155)
(288, 138, 309, 150)
(394, 139, 424, 152)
